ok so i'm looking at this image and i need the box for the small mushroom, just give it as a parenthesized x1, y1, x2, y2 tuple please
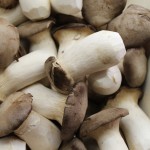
(0, 4, 27, 25)
(123, 47, 147, 87)
(0, 20, 57, 100)
(79, 108, 129, 150)
(14, 110, 61, 150)
(0, 0, 18, 8)
(19, 0, 51, 21)
(108, 4, 150, 48)
(0, 92, 32, 137)
(60, 138, 87, 150)
(107, 87, 150, 150)
(0, 18, 19, 70)
(82, 0, 127, 28)
(0, 135, 26, 150)
(45, 30, 126, 94)
(88, 65, 122, 95)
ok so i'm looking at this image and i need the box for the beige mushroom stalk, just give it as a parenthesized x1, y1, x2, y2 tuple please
(0, 136, 26, 150)
(79, 108, 129, 150)
(0, 18, 19, 70)
(0, 20, 57, 100)
(82, 0, 127, 28)
(123, 47, 147, 87)
(140, 56, 150, 117)
(19, 0, 51, 21)
(88, 65, 122, 95)
(0, 5, 27, 25)
(22, 81, 88, 142)
(14, 110, 61, 150)
(46, 30, 126, 94)
(108, 4, 150, 48)
(107, 87, 150, 150)
(51, 0, 83, 18)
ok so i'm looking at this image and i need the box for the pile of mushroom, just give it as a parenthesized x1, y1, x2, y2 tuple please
(0, 0, 149, 149)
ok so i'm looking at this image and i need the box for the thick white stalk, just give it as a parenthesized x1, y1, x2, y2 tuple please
(19, 0, 51, 21)
(58, 30, 126, 81)
(124, 0, 150, 10)
(51, 0, 82, 17)
(140, 57, 150, 117)
(22, 83, 66, 124)
(0, 5, 27, 25)
(14, 111, 61, 150)
(93, 119, 128, 150)
(0, 30, 57, 100)
(107, 88, 150, 150)
(88, 66, 122, 95)
(0, 136, 26, 150)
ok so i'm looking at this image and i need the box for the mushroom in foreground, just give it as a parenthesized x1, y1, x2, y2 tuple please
(19, 0, 51, 21)
(108, 4, 150, 48)
(123, 47, 147, 87)
(45, 30, 126, 94)
(82, 0, 127, 28)
(0, 20, 57, 100)
(60, 138, 87, 150)
(0, 0, 18, 8)
(107, 87, 150, 150)
(0, 92, 32, 137)
(79, 108, 129, 150)
(0, 18, 19, 70)
(88, 65, 122, 95)
(23, 81, 88, 142)
(0, 135, 26, 150)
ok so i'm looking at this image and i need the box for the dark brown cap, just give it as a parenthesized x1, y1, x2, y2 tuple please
(80, 108, 128, 137)
(0, 0, 18, 8)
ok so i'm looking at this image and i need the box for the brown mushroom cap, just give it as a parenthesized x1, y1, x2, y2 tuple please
(0, 0, 18, 8)
(60, 138, 87, 150)
(18, 20, 55, 38)
(0, 18, 19, 70)
(61, 81, 88, 141)
(79, 108, 128, 137)
(0, 92, 32, 137)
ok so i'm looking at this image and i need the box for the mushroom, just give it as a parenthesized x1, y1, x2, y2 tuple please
(45, 30, 126, 94)
(79, 108, 129, 150)
(0, 18, 20, 70)
(88, 65, 122, 95)
(0, 20, 57, 100)
(123, 47, 147, 87)
(19, 0, 51, 21)
(22, 81, 88, 142)
(108, 4, 150, 48)
(0, 92, 32, 137)
(51, 0, 83, 18)
(0, 135, 26, 150)
(14, 110, 61, 150)
(82, 0, 127, 28)
(60, 138, 87, 150)
(0, 4, 27, 25)
(107, 87, 150, 150)
(0, 0, 18, 8)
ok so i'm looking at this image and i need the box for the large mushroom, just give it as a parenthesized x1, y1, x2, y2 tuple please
(79, 108, 129, 150)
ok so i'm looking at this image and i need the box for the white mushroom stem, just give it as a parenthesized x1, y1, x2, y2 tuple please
(107, 87, 150, 150)
(91, 118, 128, 150)
(22, 83, 67, 124)
(140, 57, 150, 117)
(19, 0, 51, 21)
(0, 5, 27, 26)
(124, 0, 150, 10)
(51, 0, 83, 18)
(88, 65, 122, 95)
(57, 30, 126, 81)
(14, 111, 61, 150)
(0, 30, 57, 100)
(0, 136, 26, 150)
